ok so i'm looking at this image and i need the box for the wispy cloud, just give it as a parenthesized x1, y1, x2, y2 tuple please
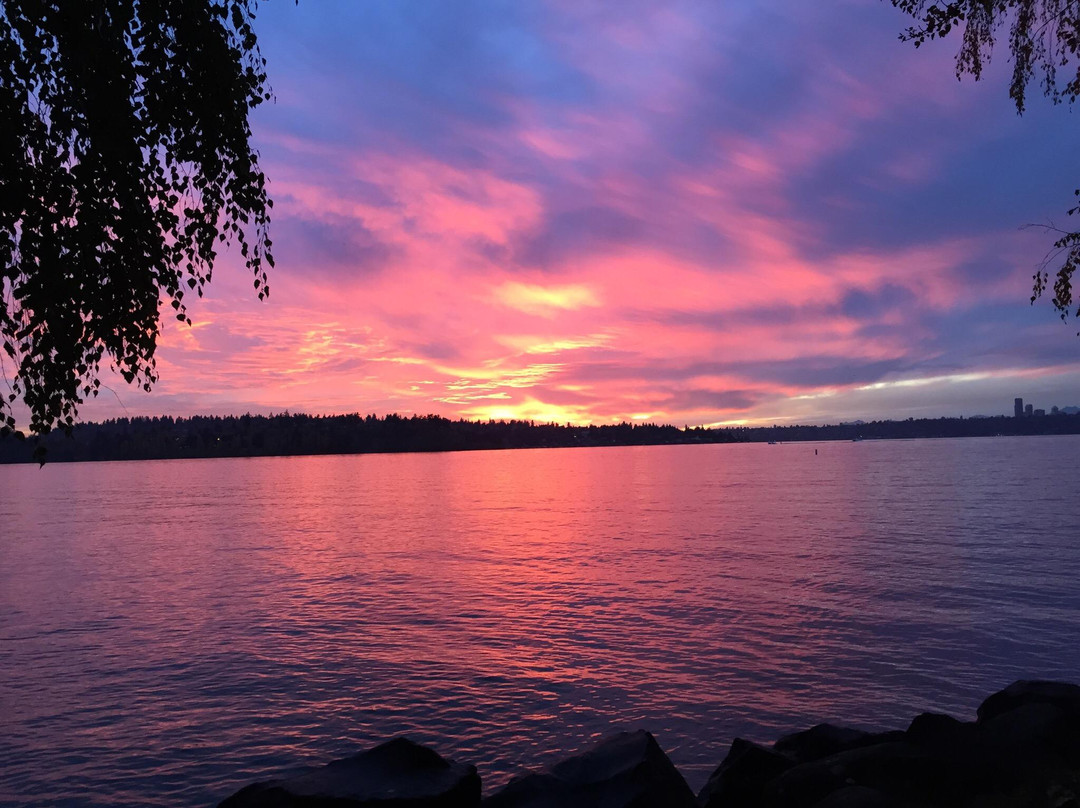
(68, 0, 1080, 428)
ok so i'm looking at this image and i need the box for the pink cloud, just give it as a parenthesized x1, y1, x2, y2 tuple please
(58, 2, 1080, 432)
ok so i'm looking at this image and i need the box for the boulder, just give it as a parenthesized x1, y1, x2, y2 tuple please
(980, 701, 1080, 767)
(698, 738, 795, 808)
(217, 737, 481, 808)
(482, 730, 696, 808)
(811, 785, 905, 808)
(765, 741, 979, 808)
(905, 713, 981, 751)
(970, 681, 1080, 786)
(976, 681, 1080, 724)
(774, 725, 904, 764)
(904, 713, 1008, 795)
(761, 755, 849, 808)
(820, 742, 965, 804)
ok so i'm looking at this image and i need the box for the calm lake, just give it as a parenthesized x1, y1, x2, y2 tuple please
(2, 437, 1079, 806)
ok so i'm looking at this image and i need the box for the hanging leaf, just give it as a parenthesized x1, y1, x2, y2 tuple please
(891, 0, 1080, 326)
(0, 0, 275, 438)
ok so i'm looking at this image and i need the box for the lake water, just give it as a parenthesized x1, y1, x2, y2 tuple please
(2, 437, 1079, 806)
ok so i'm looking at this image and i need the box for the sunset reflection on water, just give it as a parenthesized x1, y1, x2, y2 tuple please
(2, 438, 1079, 807)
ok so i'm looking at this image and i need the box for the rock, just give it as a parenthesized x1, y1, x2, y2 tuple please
(480, 775, 561, 808)
(774, 725, 903, 764)
(981, 701, 1080, 766)
(904, 712, 1008, 795)
(821, 742, 963, 804)
(217, 737, 481, 808)
(482, 730, 696, 808)
(977, 681, 1080, 724)
(906, 712, 980, 750)
(774, 724, 868, 763)
(762, 756, 849, 808)
(698, 738, 795, 808)
(975, 682, 1080, 781)
(811, 785, 904, 808)
(765, 741, 977, 808)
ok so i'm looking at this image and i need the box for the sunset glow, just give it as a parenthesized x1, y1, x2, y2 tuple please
(73, 1, 1080, 427)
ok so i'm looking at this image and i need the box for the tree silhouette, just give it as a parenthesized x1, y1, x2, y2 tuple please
(2, 410, 1079, 465)
(890, 0, 1080, 326)
(0, 1, 273, 438)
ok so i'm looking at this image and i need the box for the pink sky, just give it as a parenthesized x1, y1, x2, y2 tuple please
(74, 1, 1080, 426)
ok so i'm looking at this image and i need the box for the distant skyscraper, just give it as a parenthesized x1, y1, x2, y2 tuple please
(1015, 398, 1024, 418)
(1025, 404, 1033, 417)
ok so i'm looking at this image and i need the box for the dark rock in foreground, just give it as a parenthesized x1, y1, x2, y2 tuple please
(218, 681, 1080, 808)
(773, 725, 907, 765)
(700, 680, 1080, 808)
(977, 680, 1080, 724)
(217, 737, 480, 807)
(698, 738, 795, 807)
(482, 730, 697, 808)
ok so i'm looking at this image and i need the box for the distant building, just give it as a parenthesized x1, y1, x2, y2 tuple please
(1052, 406, 1060, 415)
(1015, 398, 1024, 418)
(1034, 408, 1046, 417)
(1065, 406, 1080, 415)
(1025, 404, 1034, 417)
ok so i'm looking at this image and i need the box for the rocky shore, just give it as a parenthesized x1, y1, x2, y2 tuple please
(217, 680, 1080, 807)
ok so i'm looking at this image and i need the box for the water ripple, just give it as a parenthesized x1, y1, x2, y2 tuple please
(1, 438, 1079, 806)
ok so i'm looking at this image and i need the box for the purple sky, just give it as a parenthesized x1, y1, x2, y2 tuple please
(75, 0, 1080, 425)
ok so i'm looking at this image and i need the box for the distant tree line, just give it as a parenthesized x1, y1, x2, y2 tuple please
(1, 410, 1079, 465)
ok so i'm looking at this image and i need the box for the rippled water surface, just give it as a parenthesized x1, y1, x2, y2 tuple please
(2, 438, 1080, 806)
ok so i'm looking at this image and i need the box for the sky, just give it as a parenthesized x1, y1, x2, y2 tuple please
(85, 0, 1080, 426)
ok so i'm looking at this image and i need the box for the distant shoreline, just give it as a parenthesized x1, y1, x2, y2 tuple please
(3, 411, 1080, 465)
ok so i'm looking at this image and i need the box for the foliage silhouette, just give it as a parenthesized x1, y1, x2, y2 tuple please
(0, 1, 273, 439)
(890, 0, 1080, 325)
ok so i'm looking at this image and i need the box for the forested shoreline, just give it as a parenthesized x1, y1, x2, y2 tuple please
(2, 411, 1080, 464)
